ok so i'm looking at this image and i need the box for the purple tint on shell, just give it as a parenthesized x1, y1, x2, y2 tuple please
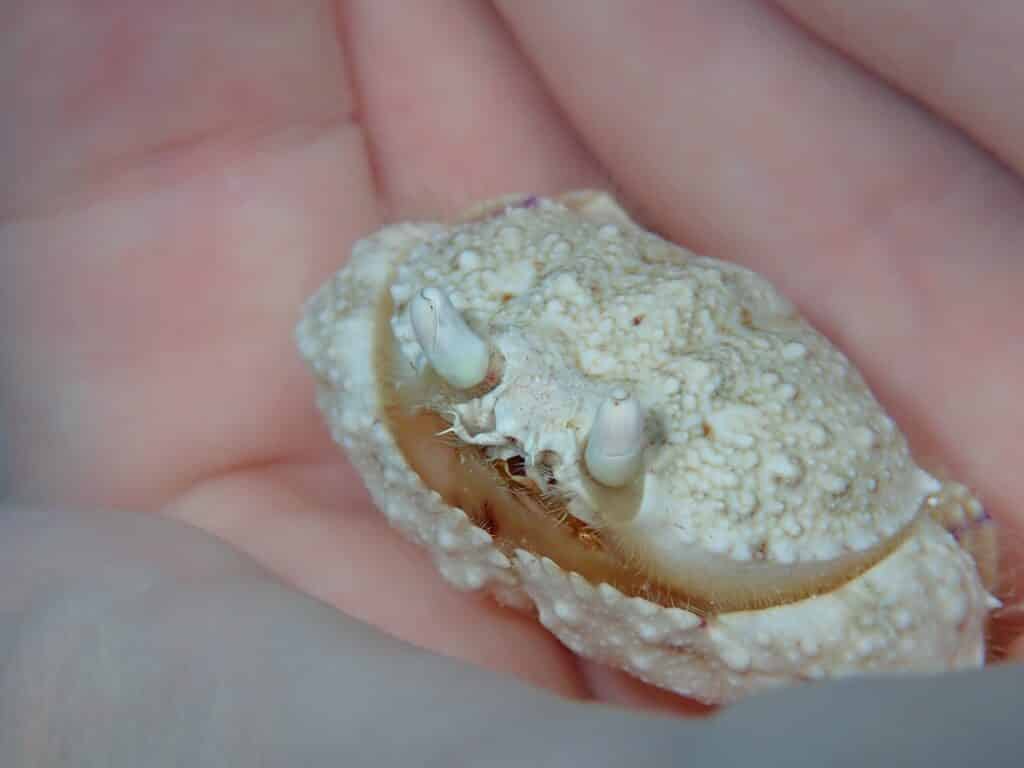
(949, 513, 994, 542)
(518, 195, 539, 209)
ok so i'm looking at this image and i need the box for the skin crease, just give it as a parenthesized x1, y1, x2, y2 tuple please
(1, 0, 1023, 719)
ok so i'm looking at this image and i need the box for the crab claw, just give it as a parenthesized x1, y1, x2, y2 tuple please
(410, 286, 490, 389)
(584, 389, 646, 487)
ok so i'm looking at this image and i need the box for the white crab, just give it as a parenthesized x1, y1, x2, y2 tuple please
(296, 191, 999, 704)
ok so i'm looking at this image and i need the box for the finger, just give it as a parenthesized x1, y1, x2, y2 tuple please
(5, 506, 1024, 766)
(580, 663, 717, 718)
(2, 1, 369, 220)
(775, 0, 1024, 178)
(0, 1, 379, 507)
(341, 0, 605, 217)
(495, 0, 1024, 540)
(0, 505, 580, 764)
(494, 1, 1023, 276)
(161, 462, 588, 699)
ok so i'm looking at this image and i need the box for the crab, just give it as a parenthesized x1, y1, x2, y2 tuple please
(296, 190, 1000, 704)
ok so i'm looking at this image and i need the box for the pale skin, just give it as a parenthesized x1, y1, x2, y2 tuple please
(2, 0, 1023, 716)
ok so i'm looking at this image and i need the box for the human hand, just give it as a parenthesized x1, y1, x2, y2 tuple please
(1, 505, 1021, 766)
(2, 0, 1022, 720)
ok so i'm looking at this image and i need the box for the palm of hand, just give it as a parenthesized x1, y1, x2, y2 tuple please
(4, 2, 1023, 712)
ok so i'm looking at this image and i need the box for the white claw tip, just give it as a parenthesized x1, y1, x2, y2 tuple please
(584, 391, 646, 487)
(410, 287, 490, 389)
